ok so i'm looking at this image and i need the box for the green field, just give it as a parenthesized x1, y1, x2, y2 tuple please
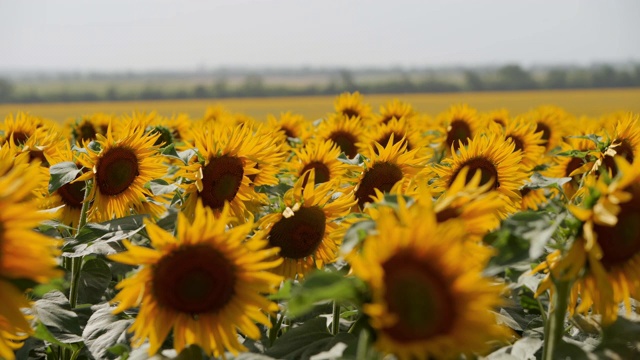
(1, 88, 639, 122)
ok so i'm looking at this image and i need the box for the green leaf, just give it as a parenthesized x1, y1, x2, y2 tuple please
(269, 280, 293, 301)
(265, 318, 356, 360)
(524, 173, 572, 191)
(48, 161, 82, 194)
(340, 219, 375, 255)
(554, 149, 591, 158)
(287, 271, 365, 318)
(510, 337, 543, 359)
(595, 316, 640, 358)
(34, 291, 84, 347)
(77, 258, 112, 305)
(83, 304, 134, 360)
(145, 179, 178, 196)
(75, 214, 147, 244)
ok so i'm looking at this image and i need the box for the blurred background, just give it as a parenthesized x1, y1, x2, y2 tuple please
(1, 0, 639, 118)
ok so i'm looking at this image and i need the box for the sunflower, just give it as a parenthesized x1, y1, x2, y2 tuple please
(0, 152, 61, 347)
(430, 167, 504, 241)
(68, 113, 113, 143)
(178, 123, 274, 223)
(267, 112, 310, 145)
(433, 133, 527, 214)
(257, 173, 356, 279)
(315, 114, 366, 159)
(247, 124, 287, 187)
(357, 117, 430, 158)
(483, 108, 510, 128)
(109, 200, 283, 357)
(0, 317, 28, 360)
(352, 137, 429, 209)
(600, 113, 640, 177)
(525, 105, 571, 152)
(373, 98, 415, 125)
(202, 104, 235, 126)
(1, 112, 44, 145)
(544, 122, 602, 199)
(75, 124, 167, 222)
(348, 196, 510, 359)
(501, 116, 546, 170)
(534, 158, 640, 324)
(436, 104, 486, 154)
(287, 139, 355, 187)
(519, 187, 550, 211)
(38, 141, 87, 227)
(333, 91, 372, 121)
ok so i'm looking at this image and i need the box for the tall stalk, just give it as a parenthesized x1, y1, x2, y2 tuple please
(68, 180, 92, 309)
(542, 279, 570, 360)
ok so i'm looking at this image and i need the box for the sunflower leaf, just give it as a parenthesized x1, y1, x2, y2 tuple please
(33, 291, 84, 347)
(286, 271, 365, 318)
(145, 179, 178, 196)
(48, 161, 82, 194)
(265, 317, 357, 360)
(76, 258, 112, 305)
(83, 304, 134, 360)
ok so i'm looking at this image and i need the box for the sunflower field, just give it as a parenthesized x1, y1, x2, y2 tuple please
(1, 92, 640, 360)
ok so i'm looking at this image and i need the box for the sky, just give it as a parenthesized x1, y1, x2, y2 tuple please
(1, 0, 639, 71)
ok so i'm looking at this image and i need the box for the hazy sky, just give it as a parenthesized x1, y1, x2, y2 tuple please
(1, 0, 639, 71)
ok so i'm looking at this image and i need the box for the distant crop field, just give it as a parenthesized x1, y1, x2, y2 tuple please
(1, 88, 639, 122)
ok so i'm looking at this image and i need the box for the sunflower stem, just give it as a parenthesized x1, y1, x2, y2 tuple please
(542, 279, 570, 360)
(332, 301, 341, 335)
(355, 328, 370, 360)
(69, 181, 93, 309)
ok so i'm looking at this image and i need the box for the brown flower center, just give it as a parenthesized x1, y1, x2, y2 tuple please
(449, 157, 499, 190)
(446, 119, 471, 152)
(199, 155, 244, 210)
(78, 122, 97, 141)
(341, 108, 360, 119)
(28, 149, 49, 167)
(565, 157, 584, 191)
(329, 131, 358, 159)
(494, 118, 505, 127)
(300, 162, 331, 188)
(355, 162, 403, 208)
(96, 147, 139, 196)
(381, 252, 455, 343)
(507, 135, 525, 152)
(435, 207, 461, 223)
(10, 131, 29, 144)
(281, 126, 296, 139)
(57, 178, 86, 209)
(153, 245, 236, 315)
(268, 206, 326, 259)
(535, 122, 551, 147)
(593, 185, 640, 269)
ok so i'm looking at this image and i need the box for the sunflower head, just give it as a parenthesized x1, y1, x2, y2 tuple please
(75, 124, 167, 222)
(373, 99, 415, 125)
(316, 113, 365, 159)
(436, 104, 485, 154)
(358, 117, 430, 158)
(109, 200, 283, 357)
(334, 91, 372, 121)
(287, 139, 355, 188)
(257, 173, 355, 279)
(348, 197, 510, 359)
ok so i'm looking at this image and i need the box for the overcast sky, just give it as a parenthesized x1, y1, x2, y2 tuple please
(1, 0, 639, 71)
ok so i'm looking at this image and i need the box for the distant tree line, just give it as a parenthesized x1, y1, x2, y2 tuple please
(1, 64, 640, 104)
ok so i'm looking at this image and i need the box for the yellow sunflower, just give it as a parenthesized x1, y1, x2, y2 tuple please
(287, 139, 355, 187)
(267, 112, 310, 145)
(1, 317, 28, 360)
(352, 137, 429, 209)
(430, 167, 504, 241)
(315, 114, 366, 159)
(76, 124, 167, 222)
(519, 187, 550, 211)
(535, 158, 640, 324)
(600, 113, 640, 177)
(202, 104, 235, 126)
(37, 141, 87, 227)
(502, 116, 546, 170)
(68, 113, 113, 143)
(432, 133, 527, 215)
(357, 117, 430, 158)
(0, 151, 61, 349)
(1, 112, 45, 145)
(436, 104, 486, 154)
(109, 201, 283, 357)
(178, 123, 274, 223)
(247, 124, 287, 187)
(348, 196, 510, 359)
(333, 91, 372, 121)
(544, 122, 602, 199)
(257, 173, 356, 279)
(525, 105, 571, 152)
(373, 98, 415, 125)
(483, 108, 510, 128)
